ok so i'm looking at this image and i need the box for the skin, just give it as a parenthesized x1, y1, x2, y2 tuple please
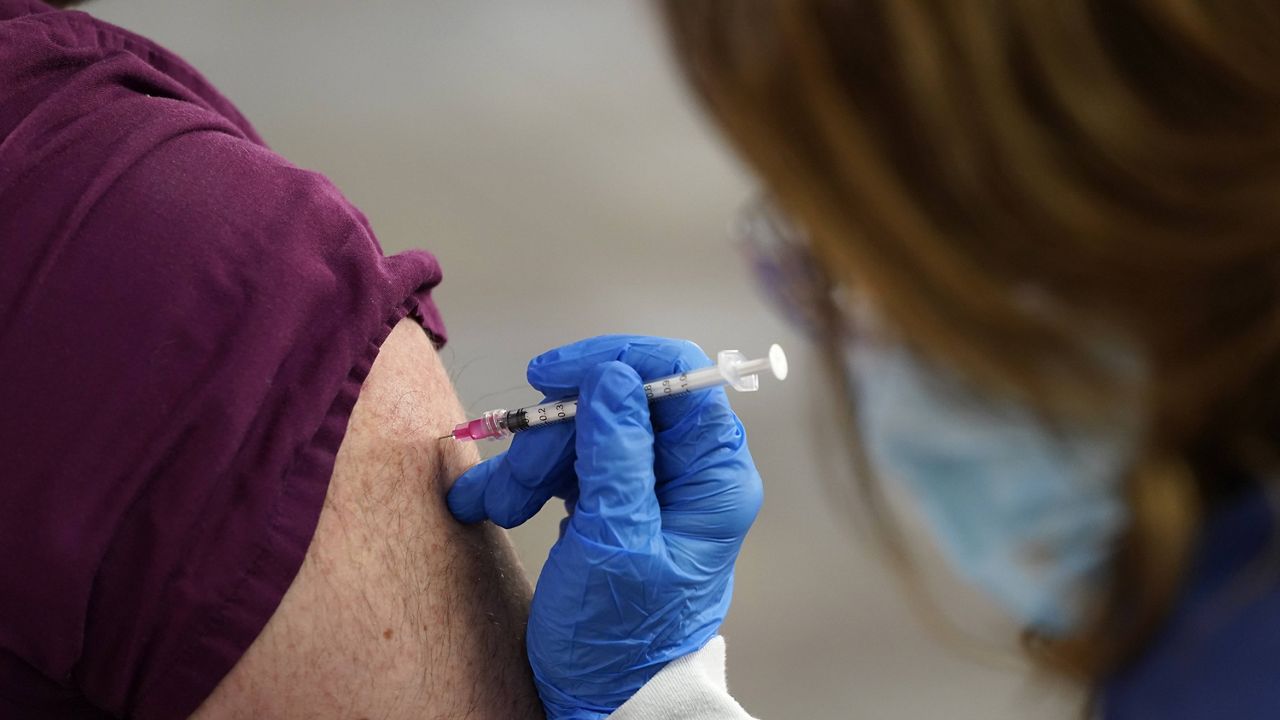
(190, 319, 545, 719)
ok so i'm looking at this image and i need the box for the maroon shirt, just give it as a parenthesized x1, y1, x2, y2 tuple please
(0, 1, 448, 717)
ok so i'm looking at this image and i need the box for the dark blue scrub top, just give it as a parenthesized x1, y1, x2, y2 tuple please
(1103, 487, 1280, 718)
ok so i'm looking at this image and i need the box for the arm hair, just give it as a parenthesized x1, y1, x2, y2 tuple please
(190, 319, 544, 719)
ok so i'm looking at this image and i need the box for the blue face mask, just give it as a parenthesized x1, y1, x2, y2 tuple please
(847, 340, 1131, 635)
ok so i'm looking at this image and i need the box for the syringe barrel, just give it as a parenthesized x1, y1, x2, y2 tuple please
(503, 398, 580, 435)
(503, 368, 722, 438)
(507, 365, 743, 436)
(450, 345, 787, 441)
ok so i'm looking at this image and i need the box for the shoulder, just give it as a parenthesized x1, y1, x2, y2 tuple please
(0, 2, 270, 243)
(1102, 490, 1280, 719)
(0, 5, 459, 716)
(0, 0, 261, 142)
(189, 319, 544, 720)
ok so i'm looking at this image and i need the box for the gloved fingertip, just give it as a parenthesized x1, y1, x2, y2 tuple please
(525, 335, 642, 395)
(445, 460, 495, 524)
(525, 343, 584, 393)
(579, 360, 646, 415)
(484, 486, 548, 529)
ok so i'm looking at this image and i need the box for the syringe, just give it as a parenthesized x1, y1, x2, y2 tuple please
(440, 344, 788, 442)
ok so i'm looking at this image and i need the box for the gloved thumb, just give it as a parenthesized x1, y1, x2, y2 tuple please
(568, 361, 662, 549)
(446, 421, 576, 526)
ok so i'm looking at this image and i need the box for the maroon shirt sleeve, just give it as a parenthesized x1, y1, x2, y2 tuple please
(0, 3, 448, 717)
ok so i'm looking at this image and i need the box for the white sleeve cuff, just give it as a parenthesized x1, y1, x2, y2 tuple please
(608, 637, 757, 720)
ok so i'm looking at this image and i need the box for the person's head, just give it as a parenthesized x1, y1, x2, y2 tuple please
(660, 0, 1280, 688)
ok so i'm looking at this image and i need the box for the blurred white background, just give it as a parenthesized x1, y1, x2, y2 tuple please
(86, 1, 1077, 717)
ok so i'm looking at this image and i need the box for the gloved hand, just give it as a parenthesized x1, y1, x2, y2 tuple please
(446, 336, 764, 720)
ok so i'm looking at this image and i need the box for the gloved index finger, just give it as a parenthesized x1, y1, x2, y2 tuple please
(527, 335, 717, 432)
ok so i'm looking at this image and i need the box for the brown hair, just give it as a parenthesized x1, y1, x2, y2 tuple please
(660, 0, 1280, 688)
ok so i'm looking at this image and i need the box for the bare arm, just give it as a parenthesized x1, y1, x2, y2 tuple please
(190, 319, 544, 719)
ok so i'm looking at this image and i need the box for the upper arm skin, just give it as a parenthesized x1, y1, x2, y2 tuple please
(190, 319, 545, 719)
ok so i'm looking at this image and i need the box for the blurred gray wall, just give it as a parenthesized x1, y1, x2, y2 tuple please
(86, 2, 1078, 717)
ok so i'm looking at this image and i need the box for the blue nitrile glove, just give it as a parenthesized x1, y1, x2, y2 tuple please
(447, 336, 764, 720)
